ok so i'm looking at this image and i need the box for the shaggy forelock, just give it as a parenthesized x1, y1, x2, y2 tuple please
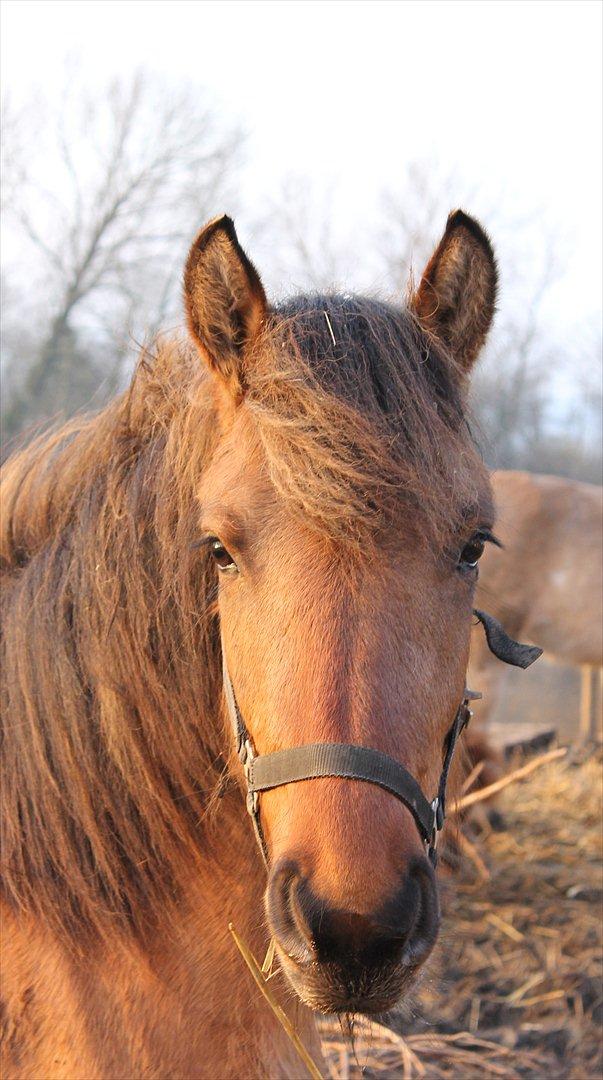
(244, 294, 482, 548)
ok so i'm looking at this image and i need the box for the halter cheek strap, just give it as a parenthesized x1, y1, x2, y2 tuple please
(473, 609, 543, 668)
(222, 610, 542, 868)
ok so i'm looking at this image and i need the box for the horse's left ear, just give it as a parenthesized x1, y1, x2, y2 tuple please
(184, 215, 267, 400)
(410, 210, 498, 374)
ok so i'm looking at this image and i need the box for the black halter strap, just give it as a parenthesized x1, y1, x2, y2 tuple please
(473, 609, 543, 668)
(222, 610, 541, 868)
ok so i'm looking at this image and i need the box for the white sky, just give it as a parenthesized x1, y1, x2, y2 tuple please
(2, 0, 602, 329)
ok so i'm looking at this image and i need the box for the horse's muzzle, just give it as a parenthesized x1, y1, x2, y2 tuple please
(265, 857, 440, 1013)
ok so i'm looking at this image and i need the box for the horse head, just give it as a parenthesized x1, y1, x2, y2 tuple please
(184, 212, 497, 1013)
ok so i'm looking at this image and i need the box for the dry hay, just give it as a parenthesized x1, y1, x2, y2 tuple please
(318, 751, 603, 1080)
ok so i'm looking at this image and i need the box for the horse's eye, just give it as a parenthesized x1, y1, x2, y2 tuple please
(209, 540, 238, 573)
(458, 534, 486, 570)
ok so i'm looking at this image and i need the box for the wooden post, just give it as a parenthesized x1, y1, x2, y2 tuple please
(597, 669, 603, 744)
(580, 665, 593, 742)
(580, 665, 602, 743)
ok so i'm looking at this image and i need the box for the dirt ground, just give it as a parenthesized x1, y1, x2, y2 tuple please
(319, 748, 603, 1080)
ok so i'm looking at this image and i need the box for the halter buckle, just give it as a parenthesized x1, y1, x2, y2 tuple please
(240, 739, 259, 816)
(427, 795, 443, 865)
(432, 795, 444, 834)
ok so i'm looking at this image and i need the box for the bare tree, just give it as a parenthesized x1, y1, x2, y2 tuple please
(377, 161, 482, 291)
(253, 175, 354, 296)
(1, 71, 243, 444)
(262, 159, 599, 482)
(469, 237, 562, 469)
(375, 162, 596, 475)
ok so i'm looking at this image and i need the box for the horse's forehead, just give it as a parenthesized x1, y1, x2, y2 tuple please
(472, 469, 496, 521)
(200, 378, 494, 553)
(202, 410, 263, 482)
(197, 412, 275, 531)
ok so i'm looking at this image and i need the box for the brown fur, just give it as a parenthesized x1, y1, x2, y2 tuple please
(468, 470, 603, 740)
(1, 213, 498, 1077)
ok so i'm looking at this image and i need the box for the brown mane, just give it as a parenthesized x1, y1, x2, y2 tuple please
(0, 296, 481, 947)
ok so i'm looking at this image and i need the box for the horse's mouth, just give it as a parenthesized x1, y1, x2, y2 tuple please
(266, 855, 440, 1014)
(275, 945, 423, 1015)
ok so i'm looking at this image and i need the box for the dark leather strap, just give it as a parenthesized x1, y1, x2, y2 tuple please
(436, 699, 472, 821)
(223, 651, 248, 756)
(249, 742, 436, 843)
(473, 609, 542, 669)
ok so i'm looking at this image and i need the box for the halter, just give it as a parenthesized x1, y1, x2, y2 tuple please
(222, 608, 541, 867)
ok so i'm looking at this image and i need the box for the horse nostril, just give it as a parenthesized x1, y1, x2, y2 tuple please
(266, 857, 439, 972)
(399, 858, 440, 967)
(265, 860, 315, 965)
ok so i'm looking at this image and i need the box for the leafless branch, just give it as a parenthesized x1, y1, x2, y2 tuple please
(1, 70, 242, 441)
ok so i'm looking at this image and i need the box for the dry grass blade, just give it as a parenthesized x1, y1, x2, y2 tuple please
(456, 830, 491, 879)
(228, 923, 324, 1080)
(461, 759, 486, 794)
(504, 973, 543, 1003)
(261, 936, 277, 975)
(452, 746, 567, 811)
(486, 912, 524, 942)
(519, 989, 568, 1007)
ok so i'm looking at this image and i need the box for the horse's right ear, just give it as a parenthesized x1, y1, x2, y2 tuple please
(184, 216, 267, 400)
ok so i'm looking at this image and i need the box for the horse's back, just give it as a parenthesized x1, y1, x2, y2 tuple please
(477, 470, 602, 665)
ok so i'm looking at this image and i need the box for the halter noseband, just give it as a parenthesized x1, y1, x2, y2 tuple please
(222, 609, 541, 868)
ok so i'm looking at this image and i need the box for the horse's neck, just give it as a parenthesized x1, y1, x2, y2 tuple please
(1, 793, 320, 1080)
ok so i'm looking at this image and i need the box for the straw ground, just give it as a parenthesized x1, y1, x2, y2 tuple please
(318, 750, 602, 1079)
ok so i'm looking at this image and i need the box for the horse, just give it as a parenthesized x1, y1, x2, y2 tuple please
(1, 211, 501, 1078)
(468, 470, 603, 744)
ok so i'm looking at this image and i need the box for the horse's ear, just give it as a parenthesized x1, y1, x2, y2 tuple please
(184, 215, 267, 399)
(410, 210, 498, 374)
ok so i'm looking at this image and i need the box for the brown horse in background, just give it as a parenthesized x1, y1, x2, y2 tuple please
(468, 470, 602, 743)
(1, 212, 499, 1078)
